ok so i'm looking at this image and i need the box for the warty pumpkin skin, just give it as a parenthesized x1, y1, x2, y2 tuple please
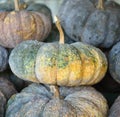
(58, 0, 120, 48)
(109, 95, 120, 117)
(108, 42, 120, 84)
(5, 83, 108, 117)
(0, 0, 52, 48)
(9, 39, 107, 86)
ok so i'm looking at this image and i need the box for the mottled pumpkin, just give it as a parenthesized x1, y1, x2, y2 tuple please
(0, 45, 8, 72)
(0, 0, 52, 48)
(58, 0, 120, 48)
(9, 17, 107, 86)
(0, 77, 17, 117)
(109, 95, 120, 117)
(108, 42, 120, 84)
(5, 83, 108, 117)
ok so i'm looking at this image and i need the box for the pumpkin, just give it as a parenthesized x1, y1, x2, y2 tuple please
(0, 45, 8, 72)
(0, 0, 52, 48)
(5, 83, 108, 117)
(108, 42, 120, 84)
(109, 95, 120, 117)
(0, 77, 17, 117)
(58, 0, 120, 48)
(9, 17, 107, 86)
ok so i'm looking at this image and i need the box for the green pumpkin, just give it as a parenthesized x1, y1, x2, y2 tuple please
(9, 17, 107, 86)
(5, 83, 108, 117)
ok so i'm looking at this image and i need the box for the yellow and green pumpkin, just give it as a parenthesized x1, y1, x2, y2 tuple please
(9, 17, 107, 86)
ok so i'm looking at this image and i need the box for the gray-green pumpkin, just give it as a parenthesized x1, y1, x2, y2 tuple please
(108, 42, 120, 84)
(9, 18, 107, 86)
(5, 83, 108, 117)
(58, 0, 120, 48)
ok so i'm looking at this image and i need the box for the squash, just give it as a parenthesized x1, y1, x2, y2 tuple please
(0, 0, 52, 48)
(5, 83, 108, 117)
(109, 42, 120, 83)
(109, 95, 120, 117)
(0, 45, 8, 72)
(9, 17, 107, 86)
(58, 0, 120, 48)
(0, 76, 17, 117)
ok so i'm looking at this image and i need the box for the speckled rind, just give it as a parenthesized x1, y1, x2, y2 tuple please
(5, 83, 108, 117)
(9, 40, 107, 86)
(109, 42, 120, 83)
(58, 0, 120, 48)
(9, 40, 43, 82)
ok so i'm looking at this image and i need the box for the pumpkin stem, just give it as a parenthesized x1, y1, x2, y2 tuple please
(14, 0, 20, 11)
(50, 85, 60, 98)
(97, 0, 104, 10)
(54, 16, 64, 44)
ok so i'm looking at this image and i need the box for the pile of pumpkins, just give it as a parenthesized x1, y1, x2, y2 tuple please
(0, 0, 120, 117)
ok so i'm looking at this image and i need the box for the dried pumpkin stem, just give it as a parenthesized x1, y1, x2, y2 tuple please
(50, 85, 60, 98)
(97, 0, 104, 10)
(54, 16, 64, 44)
(14, 0, 20, 11)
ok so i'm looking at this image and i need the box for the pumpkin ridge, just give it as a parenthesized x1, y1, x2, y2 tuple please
(3, 13, 8, 46)
(9, 12, 20, 47)
(69, 45, 83, 86)
(99, 11, 110, 47)
(32, 12, 45, 41)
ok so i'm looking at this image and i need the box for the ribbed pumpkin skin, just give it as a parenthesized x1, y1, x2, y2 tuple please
(0, 45, 8, 72)
(0, 77, 17, 117)
(0, 9, 51, 48)
(109, 42, 120, 83)
(58, 0, 120, 48)
(9, 40, 107, 86)
(109, 95, 120, 117)
(5, 83, 108, 117)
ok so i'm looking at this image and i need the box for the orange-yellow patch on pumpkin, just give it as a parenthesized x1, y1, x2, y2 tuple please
(57, 60, 82, 86)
